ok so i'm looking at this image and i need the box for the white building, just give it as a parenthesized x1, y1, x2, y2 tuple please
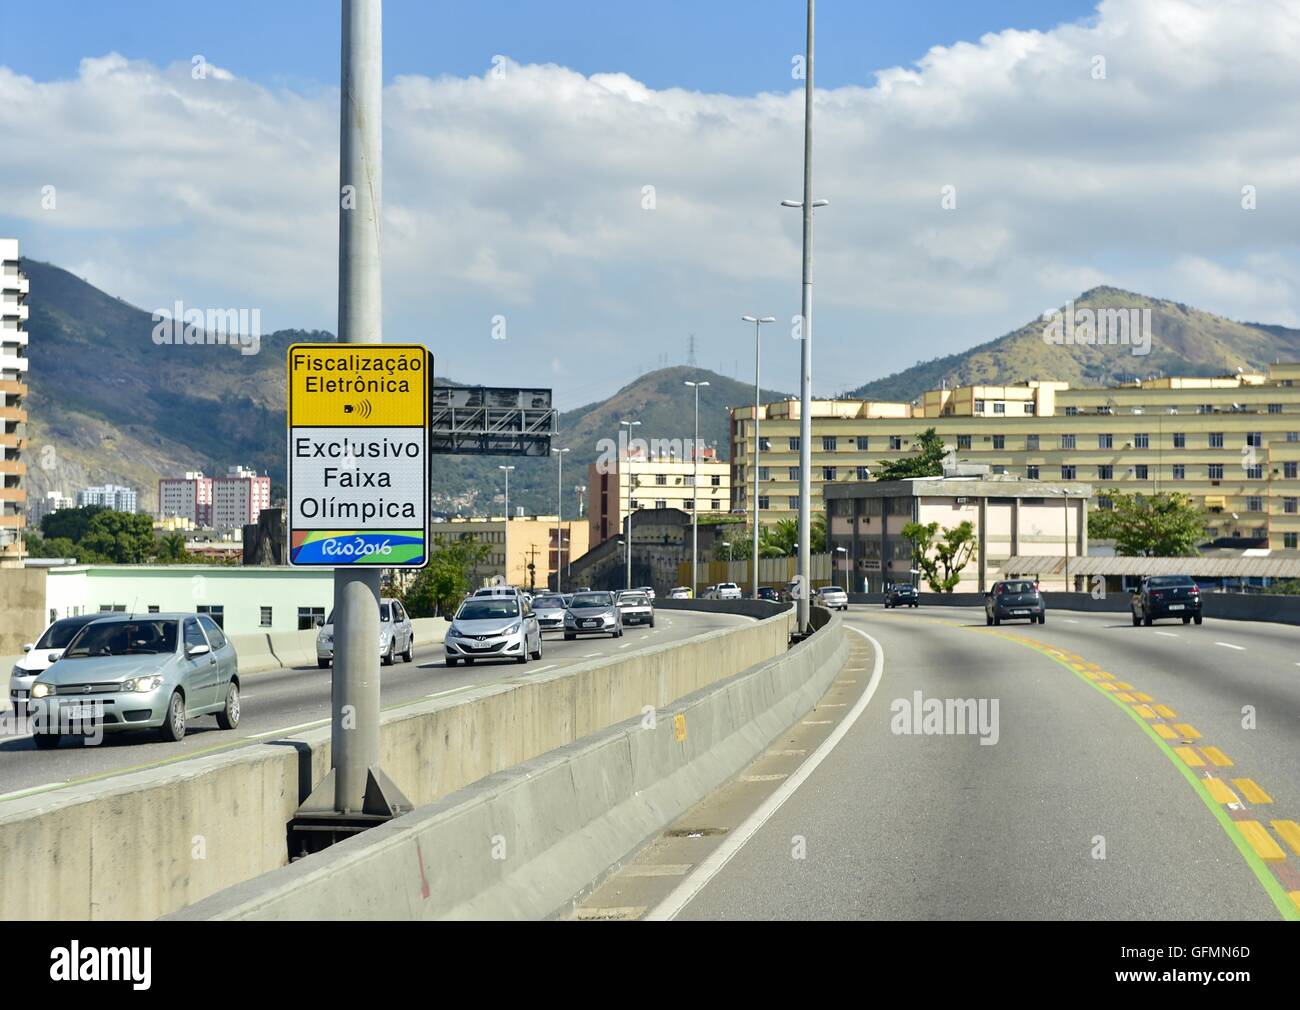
(211, 465, 271, 529)
(30, 490, 73, 529)
(0, 239, 28, 566)
(77, 483, 138, 512)
(158, 470, 213, 525)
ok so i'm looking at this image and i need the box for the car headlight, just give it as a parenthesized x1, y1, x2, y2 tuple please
(564, 613, 576, 624)
(504, 622, 520, 635)
(31, 682, 51, 699)
(11, 665, 23, 679)
(122, 675, 164, 694)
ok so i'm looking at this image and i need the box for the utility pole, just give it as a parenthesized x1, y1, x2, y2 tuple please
(684, 381, 709, 597)
(552, 446, 568, 592)
(621, 419, 640, 589)
(781, 0, 828, 636)
(742, 316, 774, 598)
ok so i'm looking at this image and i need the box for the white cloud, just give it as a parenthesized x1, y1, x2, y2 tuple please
(3, 0, 1300, 406)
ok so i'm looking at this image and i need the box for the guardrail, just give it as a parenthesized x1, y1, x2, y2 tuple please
(0, 604, 792, 920)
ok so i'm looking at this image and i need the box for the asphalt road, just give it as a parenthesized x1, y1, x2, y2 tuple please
(0, 609, 744, 802)
(577, 604, 1300, 921)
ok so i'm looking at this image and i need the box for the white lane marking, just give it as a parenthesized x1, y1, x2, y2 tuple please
(619, 643, 630, 649)
(645, 625, 885, 921)
(426, 685, 477, 699)
(1155, 631, 1179, 638)
(1214, 641, 1246, 651)
(583, 653, 600, 659)
(530, 665, 557, 674)
(248, 718, 328, 740)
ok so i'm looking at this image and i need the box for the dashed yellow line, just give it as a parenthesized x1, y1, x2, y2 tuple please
(1201, 746, 1234, 768)
(1237, 821, 1287, 862)
(1153, 704, 1178, 719)
(1174, 746, 1205, 768)
(1234, 779, 1274, 805)
(1132, 692, 1153, 702)
(1114, 692, 1135, 703)
(1273, 821, 1300, 857)
(1204, 778, 1240, 805)
(1153, 724, 1179, 740)
(1173, 723, 1201, 740)
(1133, 704, 1157, 719)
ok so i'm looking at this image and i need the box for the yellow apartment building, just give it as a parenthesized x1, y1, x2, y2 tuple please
(731, 364, 1300, 551)
(429, 515, 590, 593)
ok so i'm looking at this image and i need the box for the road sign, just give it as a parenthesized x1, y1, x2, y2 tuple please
(287, 343, 430, 567)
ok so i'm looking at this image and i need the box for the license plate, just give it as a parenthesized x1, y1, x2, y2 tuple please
(1012, 610, 1029, 615)
(62, 704, 99, 721)
(1168, 604, 1184, 611)
(583, 620, 598, 628)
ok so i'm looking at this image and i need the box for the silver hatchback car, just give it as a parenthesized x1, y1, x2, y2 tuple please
(27, 613, 240, 747)
(316, 597, 414, 667)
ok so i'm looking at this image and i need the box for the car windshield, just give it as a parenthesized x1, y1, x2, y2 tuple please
(570, 593, 611, 609)
(533, 596, 564, 609)
(456, 599, 520, 620)
(380, 603, 392, 622)
(64, 619, 179, 658)
(34, 618, 96, 650)
(1149, 576, 1195, 588)
(824, 586, 844, 594)
(998, 581, 1036, 594)
(620, 593, 648, 605)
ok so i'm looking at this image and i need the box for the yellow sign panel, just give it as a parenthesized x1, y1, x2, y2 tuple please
(288, 344, 428, 427)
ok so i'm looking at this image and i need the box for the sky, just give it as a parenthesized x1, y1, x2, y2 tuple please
(3, 0, 1299, 408)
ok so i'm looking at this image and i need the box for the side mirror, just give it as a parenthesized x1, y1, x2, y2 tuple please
(314, 616, 325, 628)
(21, 643, 33, 653)
(48, 650, 63, 662)
(443, 614, 453, 622)
(186, 644, 211, 658)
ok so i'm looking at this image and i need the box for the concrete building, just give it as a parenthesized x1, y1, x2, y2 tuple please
(429, 515, 590, 593)
(30, 490, 73, 529)
(565, 507, 732, 594)
(211, 465, 271, 529)
(587, 447, 731, 546)
(159, 471, 213, 526)
(733, 364, 1300, 550)
(0, 239, 28, 566)
(77, 483, 138, 512)
(824, 469, 1092, 593)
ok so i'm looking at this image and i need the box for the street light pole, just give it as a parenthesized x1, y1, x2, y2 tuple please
(552, 447, 568, 592)
(620, 419, 640, 590)
(742, 316, 774, 598)
(782, 0, 827, 636)
(684, 381, 709, 598)
(499, 464, 514, 585)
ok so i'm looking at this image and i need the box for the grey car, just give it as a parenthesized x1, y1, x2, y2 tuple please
(443, 595, 542, 666)
(317, 597, 414, 667)
(27, 613, 240, 747)
(564, 591, 623, 639)
(531, 593, 568, 633)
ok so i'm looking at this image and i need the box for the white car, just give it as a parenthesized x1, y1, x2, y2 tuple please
(815, 585, 849, 611)
(317, 597, 415, 668)
(668, 587, 691, 600)
(444, 594, 542, 666)
(9, 614, 103, 713)
(616, 590, 655, 627)
(636, 586, 657, 601)
(716, 582, 742, 601)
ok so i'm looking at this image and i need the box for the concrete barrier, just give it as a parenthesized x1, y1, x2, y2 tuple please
(0, 605, 790, 920)
(171, 611, 849, 921)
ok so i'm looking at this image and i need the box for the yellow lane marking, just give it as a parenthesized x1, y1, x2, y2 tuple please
(1098, 682, 1118, 692)
(1133, 704, 1157, 719)
(1114, 693, 1135, 703)
(1173, 724, 1201, 739)
(1204, 778, 1239, 805)
(1175, 746, 1205, 767)
(1153, 724, 1179, 740)
(1290, 892, 1300, 914)
(1233, 779, 1274, 805)
(1081, 670, 1102, 680)
(1096, 671, 1116, 680)
(1237, 821, 1286, 862)
(1202, 746, 1234, 767)
(1153, 704, 1178, 719)
(1114, 682, 1134, 690)
(1272, 821, 1300, 857)
(1132, 692, 1154, 702)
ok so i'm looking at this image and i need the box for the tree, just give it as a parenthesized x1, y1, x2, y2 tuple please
(874, 427, 948, 481)
(402, 536, 492, 617)
(156, 532, 188, 563)
(77, 510, 156, 564)
(24, 533, 82, 560)
(762, 515, 827, 557)
(40, 504, 106, 543)
(1087, 489, 1203, 556)
(901, 519, 977, 593)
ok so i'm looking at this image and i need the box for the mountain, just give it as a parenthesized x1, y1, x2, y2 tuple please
(844, 287, 1300, 404)
(19, 260, 784, 519)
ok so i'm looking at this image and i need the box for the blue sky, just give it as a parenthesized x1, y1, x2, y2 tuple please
(5, 1, 1099, 95)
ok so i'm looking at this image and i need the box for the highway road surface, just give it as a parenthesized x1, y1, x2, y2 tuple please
(573, 604, 1300, 921)
(0, 608, 746, 802)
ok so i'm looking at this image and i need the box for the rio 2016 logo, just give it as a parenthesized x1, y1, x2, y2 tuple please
(322, 537, 394, 558)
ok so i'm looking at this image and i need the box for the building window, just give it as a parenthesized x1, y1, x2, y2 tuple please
(758, 496, 769, 510)
(788, 467, 800, 481)
(957, 435, 971, 450)
(1133, 433, 1149, 449)
(1025, 402, 1036, 415)
(630, 498, 640, 509)
(857, 466, 871, 479)
(1209, 432, 1224, 448)
(1097, 465, 1113, 480)
(759, 437, 771, 451)
(1098, 496, 1113, 510)
(1287, 533, 1299, 549)
(1247, 464, 1263, 479)
(856, 436, 869, 450)
(711, 475, 721, 486)
(992, 435, 1005, 450)
(1027, 466, 1040, 480)
(1173, 432, 1185, 448)
(889, 436, 903, 450)
(788, 496, 799, 509)
(1247, 431, 1262, 448)
(974, 399, 984, 413)
(197, 605, 224, 628)
(1098, 434, 1113, 449)
(1060, 434, 1076, 450)
(1025, 435, 1039, 451)
(1246, 496, 1264, 512)
(822, 436, 837, 451)
(1134, 465, 1148, 480)
(711, 499, 720, 510)
(260, 606, 273, 628)
(1061, 465, 1077, 480)
(758, 466, 770, 481)
(1208, 464, 1224, 480)
(1287, 462, 1299, 479)
(822, 467, 837, 481)
(655, 474, 667, 485)
(1064, 406, 1078, 416)
(655, 499, 667, 509)
(1172, 464, 1185, 480)
(1269, 403, 1283, 414)
(789, 437, 800, 451)
(147, 605, 160, 614)
(681, 500, 692, 510)
(993, 401, 1005, 414)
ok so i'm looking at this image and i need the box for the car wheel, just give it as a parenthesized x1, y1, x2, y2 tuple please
(447, 657, 459, 667)
(160, 691, 187, 742)
(382, 643, 394, 666)
(650, 617, 655, 628)
(1194, 614, 1203, 625)
(216, 682, 240, 730)
(317, 659, 330, 669)
(1038, 613, 1046, 625)
(402, 638, 413, 663)
(33, 731, 60, 750)
(516, 652, 527, 664)
(1132, 611, 1141, 626)
(564, 632, 575, 641)
(1182, 615, 1191, 624)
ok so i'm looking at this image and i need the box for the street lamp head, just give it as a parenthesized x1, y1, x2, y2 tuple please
(498, 464, 515, 472)
(812, 199, 830, 208)
(551, 447, 569, 455)
(780, 199, 801, 208)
